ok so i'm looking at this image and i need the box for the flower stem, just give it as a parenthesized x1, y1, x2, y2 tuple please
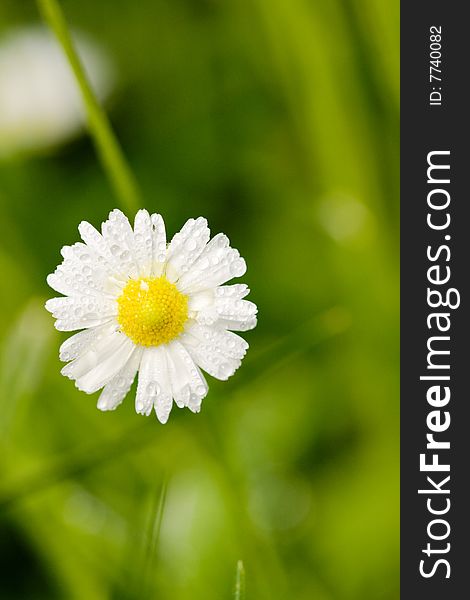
(36, 0, 141, 213)
(234, 560, 246, 600)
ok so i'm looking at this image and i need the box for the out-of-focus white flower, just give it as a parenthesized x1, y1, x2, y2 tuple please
(0, 26, 114, 158)
(46, 209, 257, 423)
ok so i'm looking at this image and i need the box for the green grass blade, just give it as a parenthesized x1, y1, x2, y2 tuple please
(36, 0, 141, 213)
(234, 560, 245, 600)
(140, 478, 168, 598)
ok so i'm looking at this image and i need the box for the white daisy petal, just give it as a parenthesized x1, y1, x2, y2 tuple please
(47, 256, 123, 298)
(59, 322, 115, 362)
(47, 209, 256, 421)
(180, 330, 241, 381)
(97, 347, 142, 411)
(186, 284, 250, 314)
(153, 350, 174, 423)
(47, 268, 92, 299)
(45, 296, 117, 331)
(133, 209, 154, 277)
(101, 209, 139, 278)
(216, 284, 251, 300)
(134, 352, 155, 416)
(218, 314, 257, 332)
(74, 334, 136, 394)
(60, 241, 97, 262)
(150, 213, 167, 276)
(47, 255, 107, 298)
(78, 220, 113, 261)
(187, 323, 249, 360)
(164, 345, 191, 408)
(196, 293, 257, 331)
(61, 329, 124, 381)
(165, 217, 210, 283)
(177, 234, 246, 294)
(135, 347, 173, 422)
(60, 242, 119, 291)
(169, 341, 208, 412)
(101, 209, 132, 241)
(187, 289, 214, 312)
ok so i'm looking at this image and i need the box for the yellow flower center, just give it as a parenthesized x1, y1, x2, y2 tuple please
(117, 277, 188, 347)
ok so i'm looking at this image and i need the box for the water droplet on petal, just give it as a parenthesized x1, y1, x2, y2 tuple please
(219, 363, 231, 378)
(185, 238, 197, 251)
(147, 382, 159, 396)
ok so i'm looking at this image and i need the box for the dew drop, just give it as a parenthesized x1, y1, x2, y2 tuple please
(230, 259, 245, 276)
(147, 382, 159, 396)
(219, 364, 230, 378)
(185, 238, 197, 251)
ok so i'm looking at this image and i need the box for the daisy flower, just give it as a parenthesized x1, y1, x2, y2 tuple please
(46, 209, 257, 423)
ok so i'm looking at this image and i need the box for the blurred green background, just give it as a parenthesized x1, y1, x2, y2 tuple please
(0, 0, 398, 599)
